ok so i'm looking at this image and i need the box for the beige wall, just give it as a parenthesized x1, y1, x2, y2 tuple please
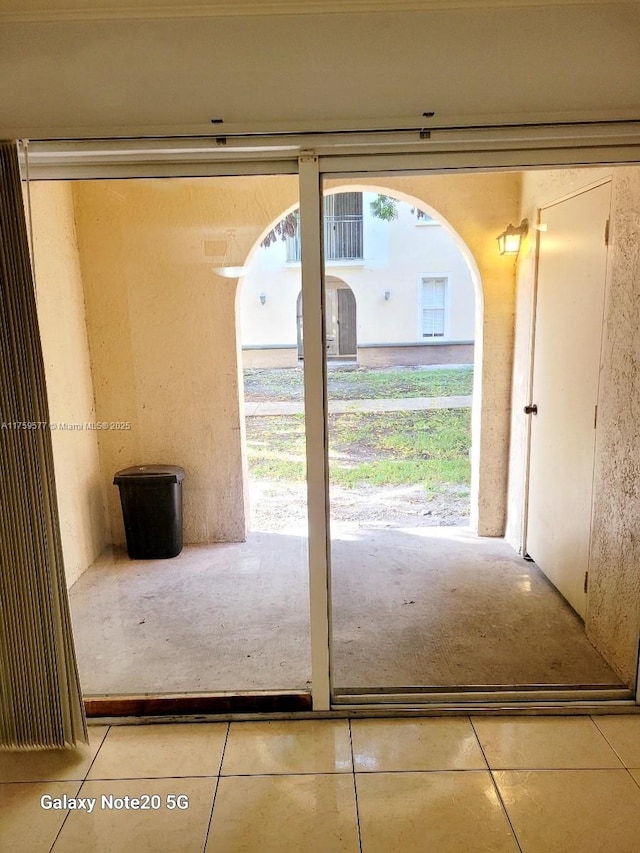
(72, 175, 298, 546)
(588, 168, 640, 684)
(506, 166, 640, 684)
(30, 182, 108, 587)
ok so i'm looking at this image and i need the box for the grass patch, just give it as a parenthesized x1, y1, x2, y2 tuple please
(243, 366, 473, 402)
(331, 458, 469, 494)
(328, 366, 474, 400)
(245, 414, 307, 481)
(245, 409, 471, 492)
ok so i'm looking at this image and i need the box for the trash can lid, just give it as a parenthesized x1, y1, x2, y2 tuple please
(113, 465, 185, 485)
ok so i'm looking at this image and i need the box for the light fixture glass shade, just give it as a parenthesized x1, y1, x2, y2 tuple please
(212, 265, 247, 278)
(497, 219, 528, 255)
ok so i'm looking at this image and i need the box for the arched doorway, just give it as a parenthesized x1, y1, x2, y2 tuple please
(238, 186, 480, 534)
(297, 277, 357, 362)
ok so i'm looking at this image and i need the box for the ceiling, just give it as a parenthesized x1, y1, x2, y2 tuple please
(0, 0, 632, 23)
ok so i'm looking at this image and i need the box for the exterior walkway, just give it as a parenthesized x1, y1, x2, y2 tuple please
(244, 394, 472, 416)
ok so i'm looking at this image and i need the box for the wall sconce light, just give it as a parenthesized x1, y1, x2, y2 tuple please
(259, 292, 266, 305)
(497, 219, 529, 255)
(384, 290, 391, 301)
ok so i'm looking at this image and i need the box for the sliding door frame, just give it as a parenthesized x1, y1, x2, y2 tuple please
(20, 126, 640, 715)
(306, 142, 640, 712)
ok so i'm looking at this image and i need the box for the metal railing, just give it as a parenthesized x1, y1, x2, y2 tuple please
(286, 215, 363, 262)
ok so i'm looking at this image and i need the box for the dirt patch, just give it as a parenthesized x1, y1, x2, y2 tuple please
(248, 479, 470, 532)
(244, 366, 473, 528)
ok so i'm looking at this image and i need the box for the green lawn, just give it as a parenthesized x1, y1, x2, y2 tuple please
(245, 409, 471, 496)
(243, 365, 473, 403)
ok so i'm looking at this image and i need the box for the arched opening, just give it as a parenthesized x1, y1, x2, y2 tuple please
(238, 185, 480, 535)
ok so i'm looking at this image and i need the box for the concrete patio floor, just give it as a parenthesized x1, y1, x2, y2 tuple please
(68, 527, 622, 697)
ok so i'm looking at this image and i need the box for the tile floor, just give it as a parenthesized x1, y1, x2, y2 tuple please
(3, 715, 640, 851)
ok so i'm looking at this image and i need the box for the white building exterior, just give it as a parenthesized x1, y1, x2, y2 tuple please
(241, 192, 476, 368)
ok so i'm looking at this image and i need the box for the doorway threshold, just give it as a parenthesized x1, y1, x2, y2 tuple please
(84, 690, 312, 718)
(83, 685, 638, 722)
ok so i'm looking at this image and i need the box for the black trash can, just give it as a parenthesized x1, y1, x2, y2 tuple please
(114, 465, 185, 559)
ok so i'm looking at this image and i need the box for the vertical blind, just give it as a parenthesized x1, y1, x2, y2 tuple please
(0, 140, 87, 748)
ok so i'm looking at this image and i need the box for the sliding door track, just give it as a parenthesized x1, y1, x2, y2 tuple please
(332, 684, 633, 711)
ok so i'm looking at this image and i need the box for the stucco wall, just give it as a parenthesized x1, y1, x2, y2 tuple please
(30, 181, 108, 587)
(506, 166, 640, 684)
(72, 175, 298, 546)
(588, 168, 640, 684)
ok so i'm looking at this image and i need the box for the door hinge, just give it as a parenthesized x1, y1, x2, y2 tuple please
(594, 405, 598, 429)
(604, 218, 610, 246)
(584, 571, 589, 594)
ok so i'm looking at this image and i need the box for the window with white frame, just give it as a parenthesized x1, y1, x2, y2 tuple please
(420, 277, 447, 338)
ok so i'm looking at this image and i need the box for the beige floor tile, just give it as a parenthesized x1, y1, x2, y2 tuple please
(351, 717, 486, 772)
(495, 769, 640, 852)
(221, 720, 352, 775)
(51, 777, 216, 853)
(629, 768, 640, 786)
(472, 715, 622, 769)
(0, 726, 109, 783)
(87, 723, 228, 780)
(0, 781, 82, 853)
(357, 770, 518, 852)
(592, 715, 640, 767)
(206, 774, 359, 852)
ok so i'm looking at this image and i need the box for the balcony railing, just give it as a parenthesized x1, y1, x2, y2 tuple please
(286, 215, 363, 262)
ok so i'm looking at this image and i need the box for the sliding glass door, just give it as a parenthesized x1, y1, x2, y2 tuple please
(312, 164, 631, 706)
(29, 168, 312, 703)
(25, 136, 640, 712)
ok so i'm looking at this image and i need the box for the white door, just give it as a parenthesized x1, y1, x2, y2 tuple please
(526, 182, 611, 618)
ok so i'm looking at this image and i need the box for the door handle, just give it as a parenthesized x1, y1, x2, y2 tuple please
(524, 404, 538, 415)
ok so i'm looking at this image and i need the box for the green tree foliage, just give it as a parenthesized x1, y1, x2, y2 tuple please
(369, 194, 399, 221)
